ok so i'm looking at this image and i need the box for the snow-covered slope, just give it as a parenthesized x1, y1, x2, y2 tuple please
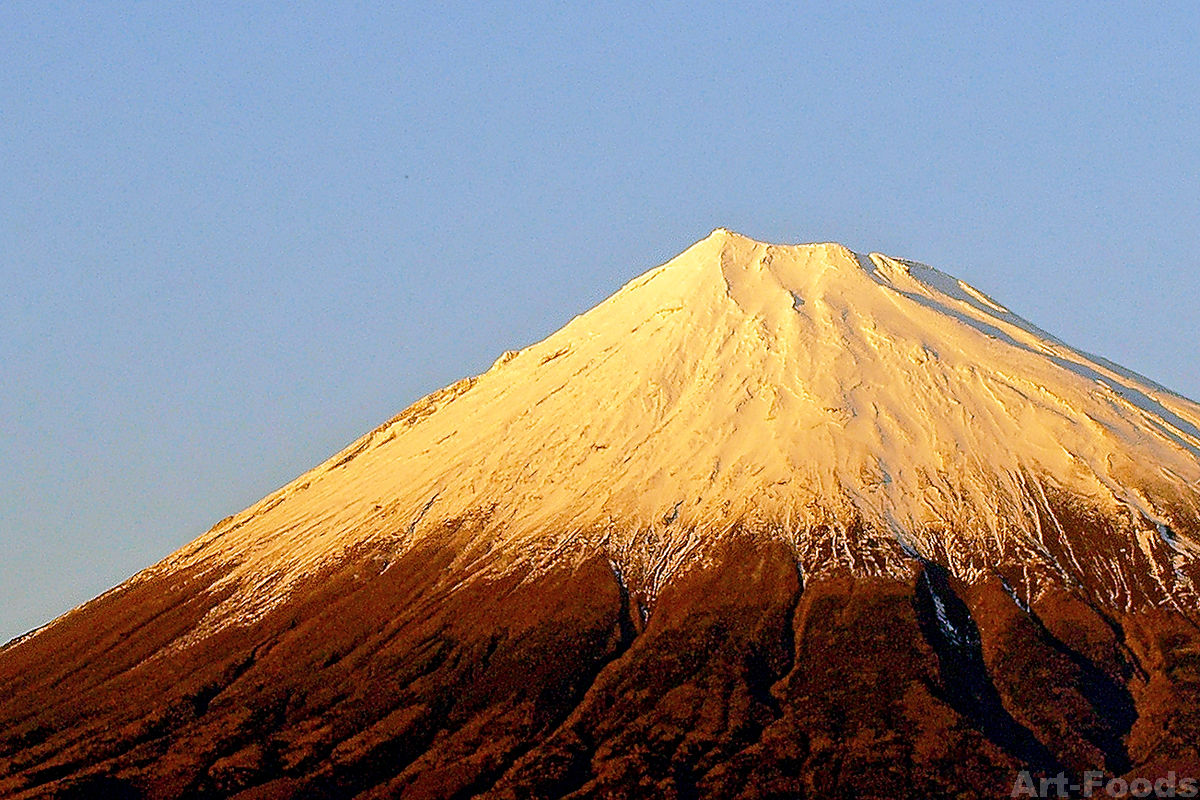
(151, 229, 1200, 631)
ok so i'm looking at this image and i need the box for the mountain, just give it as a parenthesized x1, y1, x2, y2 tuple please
(3, 229, 1199, 799)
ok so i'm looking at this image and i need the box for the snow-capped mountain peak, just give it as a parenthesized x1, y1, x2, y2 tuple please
(156, 229, 1200, 630)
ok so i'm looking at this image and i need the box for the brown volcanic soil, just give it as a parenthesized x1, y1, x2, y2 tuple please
(2, 532, 1200, 799)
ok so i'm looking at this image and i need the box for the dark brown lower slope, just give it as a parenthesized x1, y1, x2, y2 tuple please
(486, 552, 1043, 800)
(2, 532, 1200, 799)
(0, 532, 635, 800)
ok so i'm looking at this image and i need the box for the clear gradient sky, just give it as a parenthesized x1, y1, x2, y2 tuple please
(2, 2, 1198, 642)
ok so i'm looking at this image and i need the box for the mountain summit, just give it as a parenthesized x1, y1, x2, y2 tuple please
(3, 231, 1200, 798)
(167, 228, 1200, 623)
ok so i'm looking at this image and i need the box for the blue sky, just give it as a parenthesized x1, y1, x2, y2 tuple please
(2, 1, 1198, 641)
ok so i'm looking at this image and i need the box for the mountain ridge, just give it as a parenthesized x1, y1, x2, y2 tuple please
(4, 230, 1200, 798)
(103, 229, 1199, 631)
(18, 229, 1198, 654)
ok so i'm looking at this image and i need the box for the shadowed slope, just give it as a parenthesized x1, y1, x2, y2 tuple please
(4, 534, 1200, 798)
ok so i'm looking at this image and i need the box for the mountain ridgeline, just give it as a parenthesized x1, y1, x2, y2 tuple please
(3, 230, 1200, 798)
